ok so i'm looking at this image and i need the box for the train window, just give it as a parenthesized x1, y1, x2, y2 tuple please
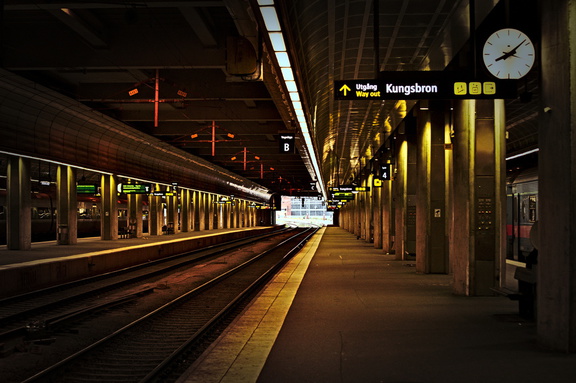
(528, 195, 537, 223)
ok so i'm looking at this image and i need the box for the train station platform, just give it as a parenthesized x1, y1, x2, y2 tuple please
(178, 226, 576, 383)
(0, 226, 276, 298)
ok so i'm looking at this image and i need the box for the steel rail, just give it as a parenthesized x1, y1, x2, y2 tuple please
(21, 228, 317, 383)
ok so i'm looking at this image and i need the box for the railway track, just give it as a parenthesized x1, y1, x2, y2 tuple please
(1, 227, 317, 383)
(0, 227, 293, 335)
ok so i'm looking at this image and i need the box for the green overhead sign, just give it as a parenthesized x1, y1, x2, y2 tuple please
(118, 183, 151, 194)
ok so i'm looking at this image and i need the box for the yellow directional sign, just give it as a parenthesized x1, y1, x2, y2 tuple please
(339, 84, 351, 96)
(335, 72, 517, 100)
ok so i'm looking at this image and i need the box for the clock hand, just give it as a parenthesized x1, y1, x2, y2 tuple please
(495, 39, 527, 61)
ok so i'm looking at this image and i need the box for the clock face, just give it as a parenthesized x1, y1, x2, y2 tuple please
(483, 28, 535, 79)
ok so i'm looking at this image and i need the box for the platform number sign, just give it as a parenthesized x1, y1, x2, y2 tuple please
(380, 164, 392, 181)
(279, 134, 295, 154)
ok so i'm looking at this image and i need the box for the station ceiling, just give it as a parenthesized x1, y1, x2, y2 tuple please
(1, 0, 539, 196)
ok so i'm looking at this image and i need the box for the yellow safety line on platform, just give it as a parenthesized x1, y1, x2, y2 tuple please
(176, 227, 326, 383)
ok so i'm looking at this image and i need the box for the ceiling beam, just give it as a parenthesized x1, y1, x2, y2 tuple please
(4, 2, 225, 11)
(179, 7, 218, 47)
(47, 8, 108, 49)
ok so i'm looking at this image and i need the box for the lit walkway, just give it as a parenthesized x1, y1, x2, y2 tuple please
(179, 227, 576, 383)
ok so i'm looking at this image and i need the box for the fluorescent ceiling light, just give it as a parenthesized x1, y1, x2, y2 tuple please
(506, 148, 539, 161)
(289, 92, 300, 102)
(261, 7, 281, 31)
(269, 32, 286, 51)
(281, 67, 294, 80)
(257, 3, 327, 200)
(275, 51, 291, 67)
(285, 80, 297, 92)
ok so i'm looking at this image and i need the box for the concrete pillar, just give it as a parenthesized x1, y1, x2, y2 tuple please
(193, 191, 200, 231)
(236, 199, 243, 228)
(203, 193, 210, 230)
(56, 165, 77, 245)
(353, 198, 361, 238)
(246, 202, 252, 227)
(381, 170, 394, 253)
(340, 204, 347, 231)
(210, 194, 217, 229)
(100, 174, 118, 240)
(250, 202, 256, 226)
(149, 185, 162, 236)
(197, 192, 205, 231)
(181, 189, 191, 232)
(416, 101, 449, 273)
(218, 202, 225, 229)
(232, 199, 239, 228)
(364, 177, 373, 243)
(406, 119, 418, 258)
(373, 175, 383, 249)
(537, 0, 576, 352)
(394, 138, 407, 260)
(127, 193, 143, 238)
(166, 188, 178, 234)
(6, 156, 31, 250)
(359, 183, 366, 240)
(450, 99, 506, 296)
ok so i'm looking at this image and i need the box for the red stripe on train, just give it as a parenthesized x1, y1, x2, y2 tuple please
(506, 224, 533, 238)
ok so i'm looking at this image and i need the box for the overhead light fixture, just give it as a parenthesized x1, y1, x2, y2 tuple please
(506, 148, 539, 161)
(256, 1, 326, 199)
(269, 32, 286, 51)
(260, 6, 281, 31)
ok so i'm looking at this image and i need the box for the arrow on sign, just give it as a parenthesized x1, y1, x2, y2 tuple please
(339, 84, 351, 96)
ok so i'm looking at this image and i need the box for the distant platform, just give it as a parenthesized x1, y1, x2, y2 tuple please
(0, 226, 276, 298)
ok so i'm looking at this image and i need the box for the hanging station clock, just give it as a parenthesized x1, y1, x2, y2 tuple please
(482, 28, 535, 79)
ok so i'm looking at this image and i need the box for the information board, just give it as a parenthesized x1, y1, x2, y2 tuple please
(334, 71, 517, 100)
(331, 192, 355, 201)
(120, 184, 151, 194)
(279, 133, 295, 153)
(77, 184, 98, 194)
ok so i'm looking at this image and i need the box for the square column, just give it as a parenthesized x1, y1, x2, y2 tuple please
(363, 177, 373, 242)
(127, 193, 143, 238)
(181, 189, 191, 232)
(393, 118, 417, 260)
(373, 175, 383, 248)
(100, 174, 118, 240)
(149, 185, 162, 236)
(166, 188, 178, 234)
(56, 165, 78, 244)
(538, 0, 576, 352)
(381, 173, 394, 253)
(416, 101, 450, 273)
(198, 192, 207, 231)
(193, 191, 200, 231)
(450, 99, 506, 296)
(6, 156, 31, 250)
